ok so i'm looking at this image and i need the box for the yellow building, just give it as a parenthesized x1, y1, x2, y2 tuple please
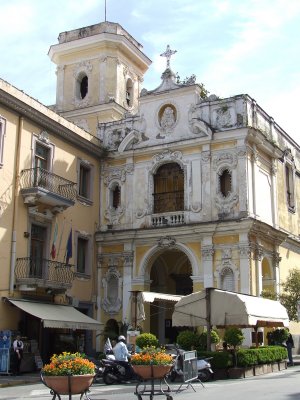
(1, 20, 300, 368)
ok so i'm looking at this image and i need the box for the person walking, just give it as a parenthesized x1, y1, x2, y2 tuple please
(12, 335, 24, 375)
(286, 330, 295, 366)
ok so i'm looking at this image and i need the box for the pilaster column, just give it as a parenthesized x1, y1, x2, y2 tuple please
(55, 65, 65, 111)
(254, 245, 263, 296)
(201, 237, 214, 288)
(270, 159, 278, 228)
(273, 252, 281, 296)
(201, 148, 211, 219)
(238, 234, 251, 294)
(123, 252, 133, 323)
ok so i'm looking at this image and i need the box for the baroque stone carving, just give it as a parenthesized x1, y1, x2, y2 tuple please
(104, 206, 124, 224)
(214, 105, 235, 128)
(160, 106, 176, 133)
(102, 266, 122, 315)
(38, 131, 50, 144)
(157, 236, 176, 248)
(201, 245, 214, 260)
(152, 150, 182, 165)
(215, 192, 238, 215)
(188, 104, 212, 137)
(212, 152, 237, 170)
(103, 164, 134, 186)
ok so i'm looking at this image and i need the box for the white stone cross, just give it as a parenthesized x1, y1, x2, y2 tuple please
(160, 45, 177, 69)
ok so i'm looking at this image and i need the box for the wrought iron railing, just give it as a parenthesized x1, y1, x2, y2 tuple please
(15, 257, 74, 288)
(20, 167, 77, 202)
(153, 191, 184, 214)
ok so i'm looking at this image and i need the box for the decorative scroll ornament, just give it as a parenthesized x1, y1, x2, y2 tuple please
(157, 236, 176, 248)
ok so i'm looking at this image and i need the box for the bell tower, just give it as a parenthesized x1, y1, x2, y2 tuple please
(48, 21, 151, 136)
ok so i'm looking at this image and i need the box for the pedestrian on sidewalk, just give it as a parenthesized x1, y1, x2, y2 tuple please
(12, 335, 24, 375)
(286, 329, 294, 366)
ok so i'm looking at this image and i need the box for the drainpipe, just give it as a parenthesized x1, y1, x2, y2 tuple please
(9, 116, 23, 294)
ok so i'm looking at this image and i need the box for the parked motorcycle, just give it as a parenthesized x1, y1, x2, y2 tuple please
(101, 357, 140, 384)
(197, 357, 213, 382)
(168, 346, 213, 382)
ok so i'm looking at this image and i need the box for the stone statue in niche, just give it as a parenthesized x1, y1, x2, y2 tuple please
(160, 106, 176, 133)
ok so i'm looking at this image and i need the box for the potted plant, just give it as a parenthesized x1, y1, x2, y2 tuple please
(131, 347, 174, 380)
(41, 352, 95, 395)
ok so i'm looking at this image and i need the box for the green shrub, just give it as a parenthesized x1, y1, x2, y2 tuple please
(237, 349, 258, 366)
(267, 329, 289, 345)
(135, 333, 159, 349)
(224, 327, 244, 349)
(197, 350, 233, 369)
(176, 330, 199, 350)
(197, 329, 220, 350)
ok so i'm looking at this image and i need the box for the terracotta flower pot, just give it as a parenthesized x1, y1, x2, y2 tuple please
(43, 374, 94, 395)
(132, 365, 172, 380)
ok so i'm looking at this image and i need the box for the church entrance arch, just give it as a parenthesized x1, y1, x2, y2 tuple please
(140, 245, 194, 344)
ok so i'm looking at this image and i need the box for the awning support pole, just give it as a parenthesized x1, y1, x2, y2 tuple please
(206, 288, 212, 351)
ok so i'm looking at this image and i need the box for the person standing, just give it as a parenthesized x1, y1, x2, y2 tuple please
(286, 330, 295, 366)
(12, 335, 24, 375)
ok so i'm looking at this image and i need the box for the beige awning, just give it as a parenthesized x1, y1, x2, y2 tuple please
(142, 291, 183, 303)
(8, 299, 101, 330)
(172, 289, 289, 328)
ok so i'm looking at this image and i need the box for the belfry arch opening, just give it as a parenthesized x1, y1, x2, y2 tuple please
(146, 249, 193, 344)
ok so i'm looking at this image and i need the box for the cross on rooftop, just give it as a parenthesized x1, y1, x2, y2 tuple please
(160, 45, 177, 69)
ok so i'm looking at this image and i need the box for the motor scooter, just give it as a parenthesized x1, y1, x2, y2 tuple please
(101, 357, 140, 384)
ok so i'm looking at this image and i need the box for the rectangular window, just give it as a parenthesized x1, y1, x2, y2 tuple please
(0, 116, 6, 168)
(285, 164, 295, 211)
(78, 159, 94, 202)
(76, 233, 92, 275)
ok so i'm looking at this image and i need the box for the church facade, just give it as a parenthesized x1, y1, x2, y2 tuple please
(1, 20, 300, 358)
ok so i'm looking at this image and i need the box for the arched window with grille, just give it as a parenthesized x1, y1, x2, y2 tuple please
(153, 163, 184, 213)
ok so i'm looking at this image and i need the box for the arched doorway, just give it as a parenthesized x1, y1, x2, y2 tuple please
(149, 249, 192, 344)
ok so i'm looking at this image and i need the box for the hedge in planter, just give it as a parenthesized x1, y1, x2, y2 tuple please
(236, 346, 287, 367)
(197, 351, 233, 369)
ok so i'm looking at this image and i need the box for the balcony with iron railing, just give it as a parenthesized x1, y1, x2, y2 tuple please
(20, 167, 77, 208)
(15, 257, 74, 291)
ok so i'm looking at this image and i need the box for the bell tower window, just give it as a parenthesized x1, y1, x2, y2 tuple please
(126, 79, 133, 107)
(76, 73, 89, 100)
(80, 75, 88, 99)
(219, 169, 231, 197)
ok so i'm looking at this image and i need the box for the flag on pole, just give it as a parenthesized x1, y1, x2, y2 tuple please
(65, 228, 72, 264)
(50, 221, 58, 259)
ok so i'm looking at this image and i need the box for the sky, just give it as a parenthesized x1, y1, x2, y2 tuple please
(1, 0, 300, 143)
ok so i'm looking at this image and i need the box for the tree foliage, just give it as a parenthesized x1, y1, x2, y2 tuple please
(279, 268, 300, 321)
(224, 327, 244, 349)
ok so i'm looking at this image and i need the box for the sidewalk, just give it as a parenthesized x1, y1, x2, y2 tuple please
(0, 372, 40, 388)
(0, 357, 299, 388)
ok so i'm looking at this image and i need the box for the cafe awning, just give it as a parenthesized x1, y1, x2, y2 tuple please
(141, 291, 183, 303)
(7, 299, 101, 330)
(172, 288, 289, 328)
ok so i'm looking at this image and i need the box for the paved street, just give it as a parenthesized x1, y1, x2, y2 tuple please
(0, 366, 299, 400)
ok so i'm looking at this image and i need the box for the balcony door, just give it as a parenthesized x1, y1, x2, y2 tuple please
(34, 142, 50, 187)
(30, 224, 47, 278)
(153, 163, 184, 213)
